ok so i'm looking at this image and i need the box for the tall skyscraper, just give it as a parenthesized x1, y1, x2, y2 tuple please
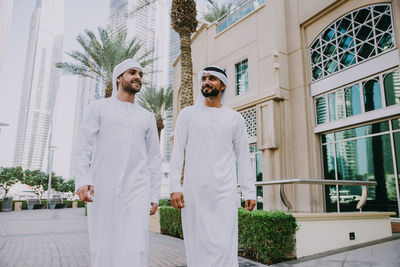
(0, 0, 14, 71)
(108, 0, 157, 87)
(164, 27, 180, 162)
(13, 0, 64, 170)
(69, 75, 105, 178)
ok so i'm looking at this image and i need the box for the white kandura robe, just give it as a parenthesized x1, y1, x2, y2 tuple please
(169, 103, 256, 267)
(74, 97, 162, 267)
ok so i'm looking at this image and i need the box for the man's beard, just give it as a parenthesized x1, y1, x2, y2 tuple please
(201, 86, 220, 97)
(122, 80, 141, 95)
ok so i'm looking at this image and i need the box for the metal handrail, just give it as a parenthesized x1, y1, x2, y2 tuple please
(255, 179, 377, 212)
(216, 0, 266, 33)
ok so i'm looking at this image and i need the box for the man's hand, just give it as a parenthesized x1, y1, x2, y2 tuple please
(77, 185, 94, 202)
(245, 199, 256, 211)
(170, 192, 185, 209)
(150, 202, 158, 215)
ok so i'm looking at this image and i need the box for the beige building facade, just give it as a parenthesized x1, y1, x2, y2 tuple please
(172, 0, 400, 219)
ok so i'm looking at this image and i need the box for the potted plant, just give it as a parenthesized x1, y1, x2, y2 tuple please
(0, 166, 24, 211)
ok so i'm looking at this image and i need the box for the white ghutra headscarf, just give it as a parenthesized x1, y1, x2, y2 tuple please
(195, 65, 228, 107)
(111, 58, 142, 97)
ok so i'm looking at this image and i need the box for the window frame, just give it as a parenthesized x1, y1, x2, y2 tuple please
(235, 58, 249, 96)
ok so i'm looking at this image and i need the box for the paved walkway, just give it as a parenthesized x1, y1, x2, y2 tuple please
(0, 208, 262, 267)
(1, 208, 399, 266)
(270, 236, 400, 267)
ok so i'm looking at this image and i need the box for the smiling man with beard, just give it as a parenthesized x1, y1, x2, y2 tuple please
(74, 58, 162, 267)
(169, 65, 256, 267)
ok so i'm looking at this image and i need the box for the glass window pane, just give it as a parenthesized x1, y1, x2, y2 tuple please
(355, 25, 372, 41)
(340, 50, 356, 67)
(354, 8, 370, 24)
(328, 91, 344, 121)
(312, 65, 322, 80)
(345, 85, 362, 116)
(377, 33, 394, 52)
(322, 144, 336, 180)
(335, 121, 389, 141)
(384, 72, 400, 106)
(376, 14, 391, 32)
(323, 143, 338, 212)
(321, 133, 334, 144)
(336, 18, 351, 34)
(335, 134, 398, 215)
(392, 118, 400, 130)
(322, 28, 335, 42)
(250, 145, 263, 210)
(363, 79, 382, 112)
(358, 42, 375, 59)
(316, 97, 328, 124)
(236, 59, 249, 95)
(393, 132, 400, 183)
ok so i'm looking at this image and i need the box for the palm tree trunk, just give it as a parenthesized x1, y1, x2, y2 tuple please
(179, 32, 194, 110)
(105, 83, 113, 98)
(156, 118, 164, 140)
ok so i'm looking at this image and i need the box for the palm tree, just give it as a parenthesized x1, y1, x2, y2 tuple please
(56, 27, 153, 98)
(137, 86, 173, 139)
(202, 0, 233, 23)
(171, 0, 198, 110)
(134, 0, 198, 110)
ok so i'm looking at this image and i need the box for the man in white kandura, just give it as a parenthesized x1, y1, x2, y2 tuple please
(74, 58, 162, 267)
(169, 65, 256, 267)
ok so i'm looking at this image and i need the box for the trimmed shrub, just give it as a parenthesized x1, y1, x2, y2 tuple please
(158, 198, 170, 206)
(159, 206, 183, 239)
(159, 206, 298, 265)
(238, 208, 298, 264)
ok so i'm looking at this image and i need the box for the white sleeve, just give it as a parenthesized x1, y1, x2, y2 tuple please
(169, 110, 188, 194)
(233, 114, 256, 200)
(145, 115, 163, 204)
(73, 102, 100, 193)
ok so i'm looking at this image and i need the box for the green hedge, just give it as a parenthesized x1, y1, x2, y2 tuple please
(238, 208, 298, 264)
(159, 207, 298, 265)
(0, 199, 85, 210)
(158, 198, 170, 206)
(159, 206, 183, 239)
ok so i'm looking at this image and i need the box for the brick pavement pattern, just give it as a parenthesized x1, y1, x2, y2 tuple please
(0, 209, 262, 267)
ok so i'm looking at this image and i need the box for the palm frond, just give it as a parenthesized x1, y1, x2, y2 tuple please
(56, 26, 154, 98)
(137, 85, 173, 121)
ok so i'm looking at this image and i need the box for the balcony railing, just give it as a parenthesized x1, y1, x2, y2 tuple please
(216, 0, 266, 33)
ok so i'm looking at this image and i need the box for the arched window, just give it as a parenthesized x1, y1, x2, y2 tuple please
(310, 4, 395, 82)
(363, 78, 382, 112)
(328, 90, 344, 121)
(345, 85, 361, 116)
(384, 72, 400, 106)
(316, 97, 328, 124)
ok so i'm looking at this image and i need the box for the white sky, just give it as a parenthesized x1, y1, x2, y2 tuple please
(0, 0, 218, 179)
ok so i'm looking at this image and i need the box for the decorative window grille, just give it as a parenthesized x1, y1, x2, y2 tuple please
(240, 107, 257, 137)
(309, 4, 395, 82)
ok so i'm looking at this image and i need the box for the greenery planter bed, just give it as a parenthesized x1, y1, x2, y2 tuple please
(159, 206, 298, 265)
